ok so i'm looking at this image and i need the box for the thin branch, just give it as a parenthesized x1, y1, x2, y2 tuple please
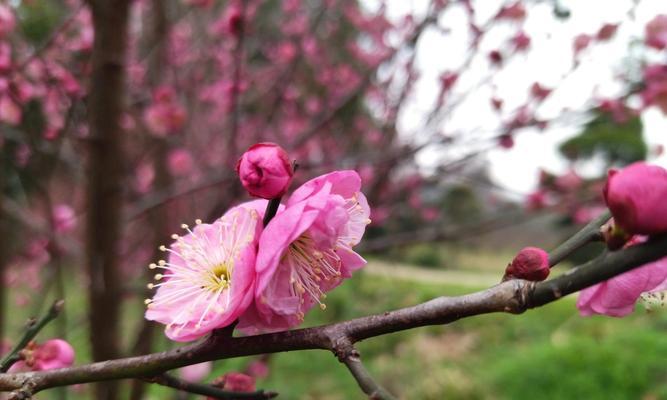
(548, 210, 609, 267)
(144, 373, 277, 399)
(338, 345, 395, 400)
(0, 234, 665, 394)
(0, 300, 65, 373)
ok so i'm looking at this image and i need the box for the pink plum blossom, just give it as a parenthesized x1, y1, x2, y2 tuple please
(52, 204, 76, 233)
(179, 362, 212, 382)
(596, 23, 618, 41)
(504, 247, 550, 281)
(143, 87, 187, 136)
(145, 207, 262, 341)
(495, 2, 526, 21)
(603, 162, 667, 235)
(645, 15, 667, 50)
(236, 143, 294, 199)
(0, 95, 21, 126)
(238, 171, 370, 333)
(167, 148, 195, 177)
(9, 339, 75, 372)
(578, 238, 667, 317)
(0, 5, 15, 38)
(573, 34, 591, 55)
(511, 31, 530, 51)
(641, 64, 667, 114)
(210, 372, 256, 396)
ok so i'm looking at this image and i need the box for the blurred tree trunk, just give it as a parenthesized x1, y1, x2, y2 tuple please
(130, 2, 170, 399)
(85, 0, 131, 399)
(0, 178, 7, 343)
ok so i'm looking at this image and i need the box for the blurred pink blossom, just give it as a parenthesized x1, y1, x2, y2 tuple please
(0, 5, 15, 38)
(645, 15, 667, 50)
(167, 148, 195, 177)
(8, 339, 75, 372)
(52, 204, 76, 233)
(178, 362, 212, 382)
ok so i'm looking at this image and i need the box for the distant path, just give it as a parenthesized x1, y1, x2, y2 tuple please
(364, 261, 501, 288)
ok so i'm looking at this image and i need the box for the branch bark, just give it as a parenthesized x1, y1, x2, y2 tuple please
(0, 234, 665, 395)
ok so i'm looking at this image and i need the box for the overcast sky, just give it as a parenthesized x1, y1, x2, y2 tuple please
(368, 0, 667, 197)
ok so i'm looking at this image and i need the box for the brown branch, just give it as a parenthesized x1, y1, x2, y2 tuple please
(337, 344, 395, 400)
(0, 234, 665, 396)
(144, 374, 277, 399)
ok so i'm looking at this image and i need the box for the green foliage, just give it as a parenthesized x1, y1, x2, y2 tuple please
(402, 243, 444, 268)
(17, 1, 65, 44)
(441, 184, 483, 224)
(559, 112, 647, 166)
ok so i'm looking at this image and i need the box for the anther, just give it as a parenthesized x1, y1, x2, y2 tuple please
(195, 219, 202, 225)
(171, 234, 179, 240)
(149, 263, 157, 269)
(159, 245, 167, 251)
(154, 274, 163, 280)
(147, 283, 154, 289)
(319, 303, 327, 310)
(144, 299, 152, 305)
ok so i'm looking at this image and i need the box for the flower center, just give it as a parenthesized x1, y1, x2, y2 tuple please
(284, 235, 342, 315)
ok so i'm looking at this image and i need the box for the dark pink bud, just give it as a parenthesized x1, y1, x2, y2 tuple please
(499, 133, 514, 149)
(596, 23, 618, 41)
(236, 142, 294, 199)
(504, 247, 550, 281)
(603, 162, 667, 235)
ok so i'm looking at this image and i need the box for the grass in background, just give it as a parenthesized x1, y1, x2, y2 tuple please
(5, 258, 667, 399)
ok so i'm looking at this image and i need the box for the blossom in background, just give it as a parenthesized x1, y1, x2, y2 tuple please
(603, 162, 667, 235)
(645, 14, 667, 50)
(143, 86, 187, 136)
(210, 372, 256, 397)
(145, 207, 261, 341)
(237, 143, 294, 199)
(238, 171, 370, 333)
(0, 5, 15, 38)
(178, 362, 212, 382)
(641, 64, 667, 114)
(9, 339, 75, 372)
(52, 204, 76, 233)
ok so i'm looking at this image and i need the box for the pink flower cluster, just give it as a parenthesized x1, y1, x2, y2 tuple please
(145, 145, 370, 341)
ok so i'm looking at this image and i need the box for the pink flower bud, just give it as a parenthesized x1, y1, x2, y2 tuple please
(236, 143, 294, 199)
(603, 162, 667, 235)
(504, 247, 550, 281)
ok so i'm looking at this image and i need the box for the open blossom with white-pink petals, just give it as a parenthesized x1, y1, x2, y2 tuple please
(9, 339, 75, 372)
(145, 207, 261, 342)
(237, 171, 370, 333)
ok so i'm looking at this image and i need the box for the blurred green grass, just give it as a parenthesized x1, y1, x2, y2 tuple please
(6, 253, 667, 399)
